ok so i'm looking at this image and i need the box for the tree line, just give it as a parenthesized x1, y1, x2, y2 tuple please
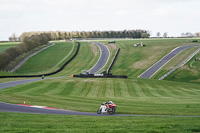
(0, 33, 51, 70)
(1, 29, 149, 70)
(20, 30, 149, 41)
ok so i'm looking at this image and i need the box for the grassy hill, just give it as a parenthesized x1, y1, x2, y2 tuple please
(165, 52, 200, 83)
(0, 77, 200, 116)
(15, 41, 75, 74)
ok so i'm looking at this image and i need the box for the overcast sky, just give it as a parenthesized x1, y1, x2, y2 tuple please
(0, 0, 200, 40)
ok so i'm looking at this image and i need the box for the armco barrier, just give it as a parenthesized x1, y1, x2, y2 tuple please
(107, 48, 120, 74)
(159, 47, 200, 80)
(73, 74, 127, 79)
(0, 42, 80, 78)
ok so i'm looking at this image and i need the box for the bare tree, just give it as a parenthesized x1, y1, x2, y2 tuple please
(156, 32, 161, 38)
(163, 32, 168, 38)
(9, 33, 18, 42)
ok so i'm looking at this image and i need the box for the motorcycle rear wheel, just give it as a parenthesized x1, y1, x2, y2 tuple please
(108, 107, 116, 115)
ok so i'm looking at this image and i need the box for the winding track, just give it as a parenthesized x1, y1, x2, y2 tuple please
(139, 44, 200, 79)
(1, 43, 200, 117)
(88, 42, 110, 74)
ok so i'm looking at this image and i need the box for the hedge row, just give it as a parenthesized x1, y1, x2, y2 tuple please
(0, 33, 51, 69)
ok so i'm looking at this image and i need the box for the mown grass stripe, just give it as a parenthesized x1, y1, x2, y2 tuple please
(175, 87, 196, 97)
(58, 82, 75, 96)
(20, 81, 48, 95)
(31, 82, 60, 96)
(97, 79, 106, 97)
(126, 80, 137, 97)
(138, 81, 155, 97)
(45, 82, 66, 95)
(157, 85, 180, 97)
(113, 80, 121, 97)
(120, 80, 131, 97)
(0, 82, 40, 94)
(167, 86, 186, 97)
(151, 84, 172, 97)
(131, 82, 146, 97)
(78, 82, 88, 97)
(87, 81, 99, 97)
(71, 82, 87, 97)
(177, 87, 200, 96)
(143, 83, 162, 97)
(79, 81, 93, 97)
(105, 79, 114, 98)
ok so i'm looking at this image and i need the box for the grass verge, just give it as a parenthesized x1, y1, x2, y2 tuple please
(0, 112, 200, 133)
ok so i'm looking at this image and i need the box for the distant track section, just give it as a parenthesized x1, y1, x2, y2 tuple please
(139, 44, 200, 79)
(0, 43, 80, 78)
(88, 42, 110, 74)
(10, 43, 55, 73)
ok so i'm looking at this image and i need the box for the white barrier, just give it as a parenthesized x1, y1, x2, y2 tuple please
(159, 48, 200, 80)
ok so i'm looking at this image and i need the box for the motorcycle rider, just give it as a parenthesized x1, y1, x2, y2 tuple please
(106, 101, 113, 108)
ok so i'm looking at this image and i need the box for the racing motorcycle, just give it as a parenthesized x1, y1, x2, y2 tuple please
(97, 101, 117, 115)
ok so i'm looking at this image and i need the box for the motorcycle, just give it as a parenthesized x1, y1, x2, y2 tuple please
(97, 101, 117, 115)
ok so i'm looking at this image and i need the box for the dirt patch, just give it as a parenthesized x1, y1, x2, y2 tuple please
(132, 60, 155, 69)
(132, 50, 161, 69)
(107, 44, 117, 51)
(90, 43, 99, 56)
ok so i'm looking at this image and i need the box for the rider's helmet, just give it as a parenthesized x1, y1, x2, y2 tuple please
(108, 101, 113, 104)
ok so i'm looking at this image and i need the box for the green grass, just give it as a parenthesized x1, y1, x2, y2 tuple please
(52, 41, 100, 76)
(0, 41, 100, 76)
(98, 38, 200, 78)
(1, 39, 200, 132)
(16, 41, 74, 74)
(1, 112, 200, 133)
(0, 42, 20, 54)
(165, 52, 200, 83)
(0, 77, 200, 116)
(152, 47, 199, 79)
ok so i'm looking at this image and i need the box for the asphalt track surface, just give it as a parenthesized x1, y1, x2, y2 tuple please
(1, 102, 200, 117)
(139, 44, 200, 79)
(0, 78, 43, 90)
(89, 42, 110, 74)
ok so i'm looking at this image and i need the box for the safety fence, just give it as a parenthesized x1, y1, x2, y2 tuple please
(73, 74, 127, 79)
(107, 48, 120, 74)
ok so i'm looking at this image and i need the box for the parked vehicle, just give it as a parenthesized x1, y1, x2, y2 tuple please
(97, 101, 117, 115)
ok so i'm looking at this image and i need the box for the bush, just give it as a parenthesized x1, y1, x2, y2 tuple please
(0, 33, 51, 70)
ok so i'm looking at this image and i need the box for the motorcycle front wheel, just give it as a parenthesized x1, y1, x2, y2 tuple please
(97, 109, 101, 114)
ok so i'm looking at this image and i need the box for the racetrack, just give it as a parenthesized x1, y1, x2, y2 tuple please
(0, 102, 200, 117)
(88, 42, 110, 74)
(1, 43, 200, 117)
(139, 44, 200, 79)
